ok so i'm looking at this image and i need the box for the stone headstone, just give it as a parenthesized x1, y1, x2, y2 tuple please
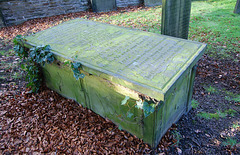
(161, 0, 192, 39)
(91, 0, 116, 12)
(0, 10, 5, 28)
(234, 0, 240, 14)
(144, 0, 162, 7)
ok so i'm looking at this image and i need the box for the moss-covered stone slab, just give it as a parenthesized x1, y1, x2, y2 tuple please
(24, 18, 206, 148)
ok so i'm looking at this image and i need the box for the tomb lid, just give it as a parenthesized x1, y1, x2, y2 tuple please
(26, 18, 206, 100)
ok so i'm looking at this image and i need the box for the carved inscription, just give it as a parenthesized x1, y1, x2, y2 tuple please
(27, 19, 203, 90)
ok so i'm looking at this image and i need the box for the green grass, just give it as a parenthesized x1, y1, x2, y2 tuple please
(89, 0, 240, 59)
(222, 137, 239, 149)
(232, 123, 240, 129)
(190, 0, 240, 59)
(224, 90, 240, 102)
(203, 86, 239, 102)
(12, 72, 22, 79)
(205, 85, 218, 94)
(0, 49, 12, 57)
(171, 130, 182, 147)
(197, 109, 237, 119)
(191, 99, 199, 109)
(197, 111, 224, 120)
(0, 50, 5, 56)
(88, 6, 162, 34)
(224, 109, 237, 117)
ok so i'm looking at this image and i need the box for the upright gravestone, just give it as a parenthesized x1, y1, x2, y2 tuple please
(90, 0, 116, 12)
(161, 0, 192, 39)
(144, 0, 162, 7)
(0, 10, 5, 28)
(234, 0, 240, 14)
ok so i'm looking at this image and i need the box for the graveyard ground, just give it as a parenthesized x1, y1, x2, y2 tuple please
(0, 0, 239, 154)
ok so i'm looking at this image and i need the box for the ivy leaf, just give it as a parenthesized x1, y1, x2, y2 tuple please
(44, 45, 51, 51)
(79, 73, 85, 78)
(143, 101, 156, 117)
(127, 111, 133, 118)
(73, 72, 85, 80)
(73, 72, 80, 80)
(13, 35, 54, 93)
(64, 60, 70, 66)
(71, 62, 84, 80)
(72, 62, 81, 69)
(118, 125, 122, 131)
(40, 50, 45, 55)
(121, 96, 130, 105)
(135, 100, 143, 109)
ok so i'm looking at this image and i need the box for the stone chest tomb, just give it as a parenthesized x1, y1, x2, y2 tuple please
(23, 19, 206, 148)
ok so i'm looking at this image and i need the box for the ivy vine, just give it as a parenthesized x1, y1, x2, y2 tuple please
(71, 62, 85, 80)
(14, 35, 86, 93)
(13, 35, 55, 93)
(64, 60, 85, 80)
(121, 96, 157, 118)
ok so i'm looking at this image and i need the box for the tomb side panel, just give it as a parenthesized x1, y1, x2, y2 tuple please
(154, 66, 193, 146)
(42, 62, 87, 107)
(83, 73, 145, 139)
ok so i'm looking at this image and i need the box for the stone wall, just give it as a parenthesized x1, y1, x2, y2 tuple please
(116, 0, 143, 8)
(0, 0, 89, 26)
(0, 0, 158, 27)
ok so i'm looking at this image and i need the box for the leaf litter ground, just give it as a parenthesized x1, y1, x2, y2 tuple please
(0, 5, 239, 154)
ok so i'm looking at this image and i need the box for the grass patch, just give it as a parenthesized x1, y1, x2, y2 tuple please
(224, 109, 237, 117)
(225, 96, 240, 103)
(197, 109, 236, 120)
(222, 137, 239, 149)
(225, 95, 240, 103)
(0, 49, 12, 57)
(232, 123, 240, 129)
(171, 130, 182, 147)
(191, 99, 199, 109)
(197, 111, 223, 120)
(222, 89, 240, 103)
(0, 50, 5, 56)
(189, 0, 240, 59)
(205, 85, 218, 94)
(12, 72, 22, 79)
(88, 6, 162, 34)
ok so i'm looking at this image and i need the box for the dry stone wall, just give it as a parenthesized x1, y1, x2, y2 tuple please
(0, 0, 89, 26)
(116, 0, 142, 7)
(0, 0, 154, 27)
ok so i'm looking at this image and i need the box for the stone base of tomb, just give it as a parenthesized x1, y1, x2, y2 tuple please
(41, 58, 197, 148)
